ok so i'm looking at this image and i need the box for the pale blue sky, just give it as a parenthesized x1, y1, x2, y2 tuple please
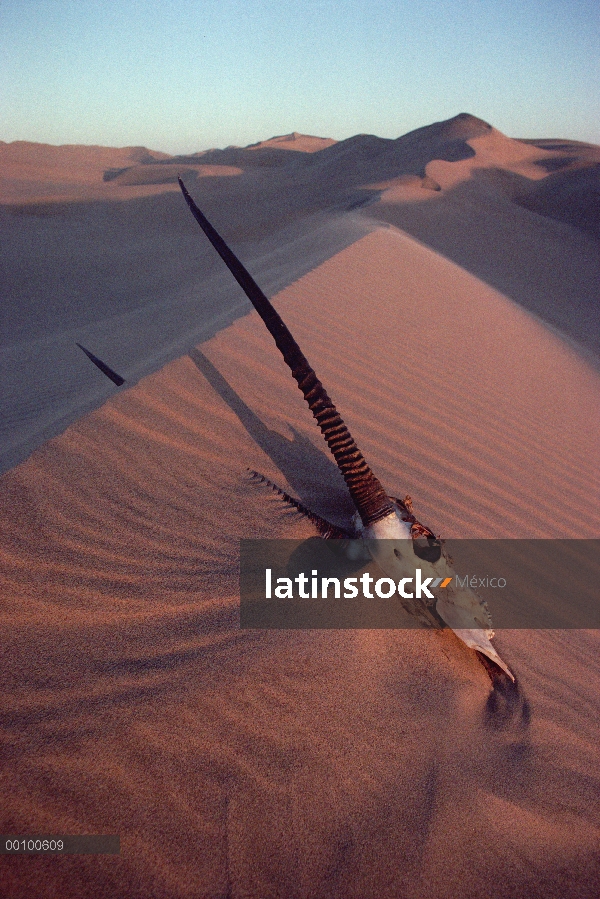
(1, 0, 598, 153)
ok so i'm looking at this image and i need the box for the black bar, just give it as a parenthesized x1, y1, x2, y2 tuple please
(1, 835, 120, 855)
(240, 539, 600, 629)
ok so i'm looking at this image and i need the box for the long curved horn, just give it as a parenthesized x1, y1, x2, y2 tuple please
(179, 177, 394, 526)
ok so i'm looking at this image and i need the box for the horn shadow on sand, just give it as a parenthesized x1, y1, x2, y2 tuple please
(189, 348, 355, 524)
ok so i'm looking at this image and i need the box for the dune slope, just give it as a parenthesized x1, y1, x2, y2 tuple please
(1, 115, 600, 898)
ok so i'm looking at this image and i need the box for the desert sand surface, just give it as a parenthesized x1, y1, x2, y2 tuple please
(1, 114, 599, 898)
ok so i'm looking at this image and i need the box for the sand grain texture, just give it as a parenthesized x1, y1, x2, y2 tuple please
(1, 117, 600, 898)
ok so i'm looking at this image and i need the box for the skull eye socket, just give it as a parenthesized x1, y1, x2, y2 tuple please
(412, 537, 442, 563)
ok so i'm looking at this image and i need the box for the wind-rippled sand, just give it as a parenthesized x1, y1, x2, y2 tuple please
(1, 116, 599, 898)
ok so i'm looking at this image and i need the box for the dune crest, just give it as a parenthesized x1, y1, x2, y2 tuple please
(246, 131, 337, 152)
(2, 114, 600, 898)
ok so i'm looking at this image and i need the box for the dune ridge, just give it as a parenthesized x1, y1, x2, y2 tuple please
(1, 114, 600, 898)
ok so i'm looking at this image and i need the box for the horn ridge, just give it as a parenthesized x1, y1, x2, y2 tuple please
(179, 178, 393, 526)
(247, 469, 354, 539)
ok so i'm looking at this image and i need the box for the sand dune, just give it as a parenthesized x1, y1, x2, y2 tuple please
(246, 131, 337, 153)
(0, 141, 172, 203)
(1, 115, 599, 898)
(515, 152, 600, 239)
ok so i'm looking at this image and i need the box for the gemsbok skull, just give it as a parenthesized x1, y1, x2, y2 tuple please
(179, 178, 515, 683)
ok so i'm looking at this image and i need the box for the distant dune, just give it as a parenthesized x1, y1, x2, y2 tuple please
(1, 114, 599, 899)
(3, 117, 598, 237)
(0, 141, 170, 201)
(246, 131, 337, 152)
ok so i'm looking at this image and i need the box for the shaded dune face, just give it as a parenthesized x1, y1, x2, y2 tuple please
(298, 115, 488, 189)
(1, 114, 600, 899)
(515, 161, 600, 238)
(103, 163, 243, 186)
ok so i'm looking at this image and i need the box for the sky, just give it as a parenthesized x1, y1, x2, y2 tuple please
(1, 0, 598, 154)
